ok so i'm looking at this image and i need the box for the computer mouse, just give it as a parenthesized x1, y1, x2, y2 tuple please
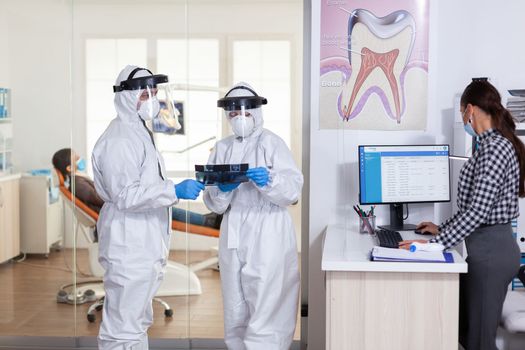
(414, 229, 433, 235)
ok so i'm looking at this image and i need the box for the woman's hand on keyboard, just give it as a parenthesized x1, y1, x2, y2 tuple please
(399, 240, 427, 250)
(415, 221, 439, 235)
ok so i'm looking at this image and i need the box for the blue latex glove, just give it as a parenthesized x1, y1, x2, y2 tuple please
(218, 182, 240, 192)
(246, 167, 269, 187)
(175, 179, 205, 200)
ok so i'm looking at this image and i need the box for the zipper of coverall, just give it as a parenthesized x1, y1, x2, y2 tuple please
(141, 118, 171, 235)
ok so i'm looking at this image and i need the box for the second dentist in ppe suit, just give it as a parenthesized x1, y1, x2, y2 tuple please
(204, 82, 303, 349)
(92, 65, 204, 350)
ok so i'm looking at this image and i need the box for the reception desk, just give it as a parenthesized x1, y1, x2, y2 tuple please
(322, 224, 468, 350)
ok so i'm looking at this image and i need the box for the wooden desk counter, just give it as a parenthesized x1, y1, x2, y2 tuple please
(322, 224, 467, 350)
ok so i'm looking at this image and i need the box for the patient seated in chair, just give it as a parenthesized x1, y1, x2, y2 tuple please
(52, 148, 223, 239)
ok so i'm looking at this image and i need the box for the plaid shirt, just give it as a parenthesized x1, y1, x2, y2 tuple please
(431, 129, 520, 249)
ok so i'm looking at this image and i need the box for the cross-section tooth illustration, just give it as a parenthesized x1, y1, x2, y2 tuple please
(340, 9, 415, 124)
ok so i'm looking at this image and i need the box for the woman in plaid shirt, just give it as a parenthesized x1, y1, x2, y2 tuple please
(403, 81, 523, 350)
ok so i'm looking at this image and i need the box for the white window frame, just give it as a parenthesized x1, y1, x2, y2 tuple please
(226, 34, 300, 160)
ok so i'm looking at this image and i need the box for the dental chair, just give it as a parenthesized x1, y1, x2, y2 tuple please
(54, 170, 220, 322)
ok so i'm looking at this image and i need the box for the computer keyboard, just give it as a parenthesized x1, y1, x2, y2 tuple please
(374, 228, 403, 249)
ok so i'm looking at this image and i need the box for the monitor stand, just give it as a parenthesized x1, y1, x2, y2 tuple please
(378, 203, 417, 231)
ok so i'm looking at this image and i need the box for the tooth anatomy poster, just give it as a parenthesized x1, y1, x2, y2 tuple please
(320, 0, 429, 130)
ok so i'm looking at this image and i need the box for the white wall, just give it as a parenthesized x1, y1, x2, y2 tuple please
(0, 3, 9, 87)
(306, 1, 525, 348)
(3, 0, 73, 172)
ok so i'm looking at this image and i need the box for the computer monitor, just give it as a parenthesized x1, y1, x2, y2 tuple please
(358, 144, 451, 231)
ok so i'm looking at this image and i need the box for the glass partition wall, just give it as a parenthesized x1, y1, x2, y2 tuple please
(0, 0, 303, 348)
(0, 0, 77, 343)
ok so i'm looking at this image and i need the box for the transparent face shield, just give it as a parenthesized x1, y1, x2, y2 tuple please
(136, 86, 159, 121)
(151, 82, 182, 134)
(113, 68, 181, 130)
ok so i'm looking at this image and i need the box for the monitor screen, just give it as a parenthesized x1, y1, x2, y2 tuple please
(359, 145, 450, 205)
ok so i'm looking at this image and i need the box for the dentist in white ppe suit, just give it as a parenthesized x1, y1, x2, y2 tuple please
(92, 65, 204, 350)
(204, 82, 303, 350)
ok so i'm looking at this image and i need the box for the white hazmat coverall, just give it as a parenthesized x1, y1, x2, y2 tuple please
(203, 83, 303, 350)
(92, 65, 178, 350)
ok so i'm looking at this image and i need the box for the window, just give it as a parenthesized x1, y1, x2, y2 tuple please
(156, 39, 220, 177)
(85, 37, 293, 178)
(232, 40, 291, 147)
(85, 39, 147, 175)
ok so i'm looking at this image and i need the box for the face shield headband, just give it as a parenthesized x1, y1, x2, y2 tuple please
(113, 67, 169, 93)
(217, 86, 267, 111)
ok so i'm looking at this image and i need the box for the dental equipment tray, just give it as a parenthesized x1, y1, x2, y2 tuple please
(195, 163, 249, 186)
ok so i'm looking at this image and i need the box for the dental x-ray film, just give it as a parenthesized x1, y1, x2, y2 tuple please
(195, 164, 249, 186)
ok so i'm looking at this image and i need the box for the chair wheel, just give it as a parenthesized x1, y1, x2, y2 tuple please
(56, 290, 68, 303)
(87, 314, 96, 323)
(84, 289, 96, 302)
(164, 309, 173, 317)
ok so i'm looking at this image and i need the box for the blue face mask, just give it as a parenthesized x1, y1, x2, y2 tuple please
(463, 122, 477, 137)
(76, 158, 86, 171)
(462, 110, 477, 137)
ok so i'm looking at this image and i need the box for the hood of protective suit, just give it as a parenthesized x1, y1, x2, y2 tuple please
(226, 82, 264, 139)
(114, 65, 152, 124)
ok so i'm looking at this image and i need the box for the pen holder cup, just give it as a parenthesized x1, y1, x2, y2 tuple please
(359, 216, 376, 234)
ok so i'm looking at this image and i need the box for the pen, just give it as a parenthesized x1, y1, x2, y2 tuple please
(356, 204, 366, 217)
(352, 205, 362, 217)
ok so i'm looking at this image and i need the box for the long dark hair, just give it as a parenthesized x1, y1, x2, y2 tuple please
(52, 148, 72, 180)
(461, 81, 525, 197)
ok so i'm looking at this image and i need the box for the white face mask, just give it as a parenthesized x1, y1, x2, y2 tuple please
(138, 96, 160, 121)
(230, 115, 255, 138)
